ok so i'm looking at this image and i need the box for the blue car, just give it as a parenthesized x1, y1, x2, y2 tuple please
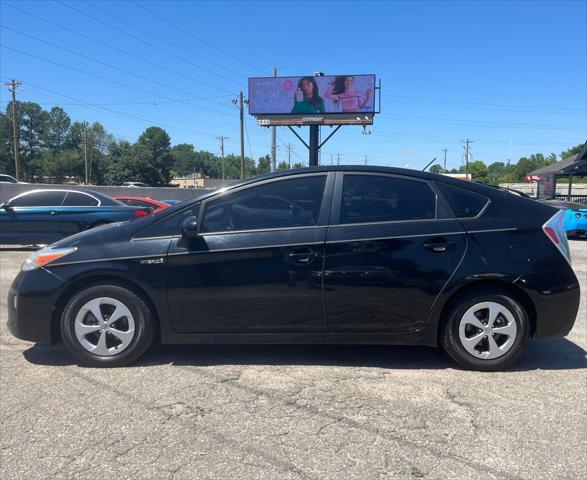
(0, 189, 150, 245)
(541, 199, 587, 236)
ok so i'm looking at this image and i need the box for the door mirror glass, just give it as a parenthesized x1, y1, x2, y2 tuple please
(180, 216, 199, 238)
(0, 202, 10, 210)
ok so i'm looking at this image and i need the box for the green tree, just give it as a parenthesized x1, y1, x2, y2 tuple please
(134, 127, 173, 186)
(429, 164, 443, 174)
(0, 112, 13, 175)
(43, 107, 71, 153)
(256, 155, 271, 175)
(560, 144, 584, 159)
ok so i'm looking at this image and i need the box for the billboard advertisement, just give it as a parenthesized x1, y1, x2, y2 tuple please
(249, 74, 376, 116)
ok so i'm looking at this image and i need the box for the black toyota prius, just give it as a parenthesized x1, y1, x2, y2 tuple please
(7, 167, 580, 370)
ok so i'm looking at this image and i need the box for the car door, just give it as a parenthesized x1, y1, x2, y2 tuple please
(323, 172, 467, 333)
(0, 190, 67, 244)
(166, 173, 334, 334)
(59, 191, 102, 233)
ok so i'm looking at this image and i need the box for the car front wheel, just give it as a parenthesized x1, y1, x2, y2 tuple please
(61, 284, 155, 367)
(441, 290, 530, 371)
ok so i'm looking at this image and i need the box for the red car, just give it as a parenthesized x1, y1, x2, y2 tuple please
(113, 196, 170, 213)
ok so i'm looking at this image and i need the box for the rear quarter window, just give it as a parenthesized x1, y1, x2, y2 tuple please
(436, 183, 489, 218)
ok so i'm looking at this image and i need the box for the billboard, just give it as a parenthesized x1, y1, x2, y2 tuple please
(249, 74, 376, 117)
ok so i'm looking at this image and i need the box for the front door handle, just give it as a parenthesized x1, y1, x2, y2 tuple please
(48, 210, 58, 215)
(422, 238, 456, 253)
(285, 250, 320, 264)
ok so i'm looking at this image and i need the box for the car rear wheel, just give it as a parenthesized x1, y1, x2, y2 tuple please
(441, 290, 530, 371)
(61, 285, 155, 367)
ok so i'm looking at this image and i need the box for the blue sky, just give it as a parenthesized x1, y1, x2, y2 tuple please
(1, 0, 585, 170)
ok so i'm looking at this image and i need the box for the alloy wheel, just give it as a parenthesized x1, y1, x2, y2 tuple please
(458, 301, 517, 360)
(74, 297, 135, 356)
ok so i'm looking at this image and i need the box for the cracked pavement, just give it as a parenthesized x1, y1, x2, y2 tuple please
(1, 241, 586, 479)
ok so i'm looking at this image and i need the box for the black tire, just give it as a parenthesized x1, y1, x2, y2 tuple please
(441, 289, 530, 371)
(61, 284, 155, 367)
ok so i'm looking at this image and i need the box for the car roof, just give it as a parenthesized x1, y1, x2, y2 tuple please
(9, 188, 121, 206)
(210, 165, 509, 198)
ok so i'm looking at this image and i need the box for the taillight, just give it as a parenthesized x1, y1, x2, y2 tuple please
(133, 209, 150, 218)
(542, 209, 571, 264)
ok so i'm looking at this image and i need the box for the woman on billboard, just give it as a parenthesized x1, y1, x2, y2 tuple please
(326, 76, 372, 112)
(291, 77, 325, 114)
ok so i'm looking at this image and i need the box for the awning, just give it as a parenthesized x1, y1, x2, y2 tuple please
(529, 142, 587, 177)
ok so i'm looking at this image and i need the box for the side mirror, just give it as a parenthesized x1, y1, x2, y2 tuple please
(180, 216, 199, 238)
(0, 202, 11, 211)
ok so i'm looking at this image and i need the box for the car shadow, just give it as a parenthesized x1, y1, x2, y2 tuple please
(22, 337, 587, 371)
(0, 246, 39, 252)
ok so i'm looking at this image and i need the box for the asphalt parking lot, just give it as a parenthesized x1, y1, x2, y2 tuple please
(0, 242, 585, 480)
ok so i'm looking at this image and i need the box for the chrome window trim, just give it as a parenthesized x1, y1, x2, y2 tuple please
(8, 189, 101, 207)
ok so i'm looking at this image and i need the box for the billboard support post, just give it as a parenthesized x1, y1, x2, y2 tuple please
(309, 125, 320, 167)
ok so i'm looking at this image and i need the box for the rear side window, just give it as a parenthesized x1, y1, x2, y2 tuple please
(436, 183, 489, 218)
(11, 191, 66, 207)
(62, 192, 99, 206)
(340, 174, 436, 224)
(201, 175, 327, 233)
(119, 199, 152, 209)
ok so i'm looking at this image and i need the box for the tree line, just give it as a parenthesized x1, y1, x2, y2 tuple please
(0, 101, 582, 186)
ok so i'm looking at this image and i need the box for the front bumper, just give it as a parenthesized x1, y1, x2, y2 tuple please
(7, 268, 63, 344)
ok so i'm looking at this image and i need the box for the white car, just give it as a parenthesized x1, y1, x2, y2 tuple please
(121, 182, 150, 188)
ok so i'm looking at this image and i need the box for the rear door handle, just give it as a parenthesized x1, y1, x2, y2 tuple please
(285, 251, 320, 263)
(422, 238, 456, 253)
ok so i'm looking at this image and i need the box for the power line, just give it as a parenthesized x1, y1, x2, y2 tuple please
(13, 80, 222, 139)
(1, 45, 237, 118)
(56, 0, 243, 90)
(2, 3, 242, 103)
(132, 1, 266, 75)
(385, 94, 584, 114)
(1, 27, 237, 117)
(378, 112, 584, 130)
(90, 0, 246, 80)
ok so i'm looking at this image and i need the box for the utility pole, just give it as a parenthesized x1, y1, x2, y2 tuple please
(83, 123, 88, 185)
(239, 91, 245, 179)
(442, 148, 448, 172)
(271, 67, 277, 172)
(336, 154, 341, 165)
(217, 135, 229, 180)
(4, 79, 21, 180)
(330, 154, 333, 166)
(462, 139, 473, 177)
(364, 155, 368, 165)
(286, 143, 293, 168)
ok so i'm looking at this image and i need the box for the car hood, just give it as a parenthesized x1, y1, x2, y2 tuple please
(50, 221, 130, 249)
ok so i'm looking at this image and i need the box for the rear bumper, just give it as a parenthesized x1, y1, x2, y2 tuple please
(515, 267, 580, 339)
(6, 269, 61, 344)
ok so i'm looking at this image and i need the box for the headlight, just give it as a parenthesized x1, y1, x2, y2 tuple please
(22, 247, 77, 271)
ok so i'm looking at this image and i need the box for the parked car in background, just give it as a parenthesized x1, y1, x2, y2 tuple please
(7, 167, 580, 371)
(121, 182, 150, 187)
(540, 199, 587, 236)
(0, 189, 151, 245)
(114, 196, 169, 213)
(161, 199, 181, 206)
(0, 174, 25, 184)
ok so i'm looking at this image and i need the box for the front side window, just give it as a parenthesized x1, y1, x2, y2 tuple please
(201, 175, 327, 233)
(11, 191, 66, 207)
(62, 192, 99, 206)
(135, 203, 200, 238)
(340, 174, 436, 224)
